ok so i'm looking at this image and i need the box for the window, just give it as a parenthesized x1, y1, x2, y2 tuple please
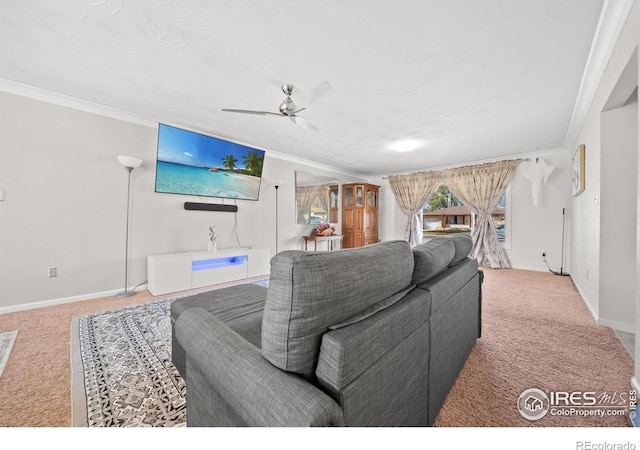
(494, 192, 506, 243)
(422, 186, 509, 246)
(422, 186, 470, 236)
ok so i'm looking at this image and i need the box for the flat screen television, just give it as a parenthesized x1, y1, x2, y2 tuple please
(155, 123, 265, 201)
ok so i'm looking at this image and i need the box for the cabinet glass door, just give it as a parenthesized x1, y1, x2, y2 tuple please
(330, 185, 338, 208)
(356, 186, 363, 207)
(365, 186, 377, 208)
(344, 186, 354, 207)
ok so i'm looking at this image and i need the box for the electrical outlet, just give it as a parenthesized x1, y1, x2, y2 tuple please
(48, 267, 57, 278)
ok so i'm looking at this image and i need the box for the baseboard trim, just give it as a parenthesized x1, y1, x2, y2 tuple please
(508, 265, 550, 273)
(570, 276, 599, 324)
(0, 284, 148, 315)
(570, 278, 635, 333)
(598, 318, 636, 334)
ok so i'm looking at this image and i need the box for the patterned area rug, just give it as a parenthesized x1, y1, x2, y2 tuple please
(71, 277, 269, 427)
(0, 331, 18, 378)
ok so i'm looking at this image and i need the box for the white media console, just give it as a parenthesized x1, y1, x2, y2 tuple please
(147, 247, 271, 296)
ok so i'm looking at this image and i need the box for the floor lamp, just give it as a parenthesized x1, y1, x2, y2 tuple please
(274, 179, 283, 254)
(552, 207, 570, 277)
(116, 155, 142, 298)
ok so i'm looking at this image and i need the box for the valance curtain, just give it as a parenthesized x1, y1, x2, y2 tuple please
(388, 171, 442, 247)
(441, 159, 521, 268)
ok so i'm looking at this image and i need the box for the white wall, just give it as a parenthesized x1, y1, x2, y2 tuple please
(600, 100, 637, 332)
(565, 0, 639, 388)
(375, 177, 409, 243)
(0, 91, 364, 312)
(569, 7, 639, 321)
(506, 151, 573, 272)
(0, 85, 567, 314)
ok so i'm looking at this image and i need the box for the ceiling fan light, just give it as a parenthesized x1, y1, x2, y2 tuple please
(280, 98, 297, 115)
(390, 139, 422, 152)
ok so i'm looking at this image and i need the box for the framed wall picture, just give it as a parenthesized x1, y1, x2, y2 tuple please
(572, 145, 585, 196)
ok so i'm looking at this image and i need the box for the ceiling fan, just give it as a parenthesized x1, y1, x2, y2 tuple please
(222, 81, 331, 131)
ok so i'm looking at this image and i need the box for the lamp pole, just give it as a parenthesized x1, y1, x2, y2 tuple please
(116, 156, 142, 298)
(274, 184, 279, 254)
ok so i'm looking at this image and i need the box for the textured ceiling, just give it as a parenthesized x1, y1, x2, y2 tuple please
(0, 0, 604, 176)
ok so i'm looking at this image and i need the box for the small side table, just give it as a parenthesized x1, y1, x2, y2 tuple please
(303, 235, 343, 251)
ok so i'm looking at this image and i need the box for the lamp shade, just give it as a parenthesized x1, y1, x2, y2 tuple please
(117, 155, 142, 169)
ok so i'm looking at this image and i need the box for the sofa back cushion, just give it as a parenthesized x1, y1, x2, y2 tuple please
(261, 240, 415, 378)
(411, 234, 474, 285)
(435, 234, 473, 265)
(411, 238, 455, 285)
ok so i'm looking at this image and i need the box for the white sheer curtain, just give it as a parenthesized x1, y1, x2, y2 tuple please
(296, 184, 331, 223)
(315, 185, 331, 219)
(388, 171, 443, 247)
(442, 159, 521, 268)
(296, 185, 316, 223)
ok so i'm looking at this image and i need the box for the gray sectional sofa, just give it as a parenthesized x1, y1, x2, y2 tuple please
(171, 235, 482, 426)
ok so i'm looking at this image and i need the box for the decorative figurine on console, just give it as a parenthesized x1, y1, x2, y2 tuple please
(310, 222, 336, 236)
(208, 226, 217, 252)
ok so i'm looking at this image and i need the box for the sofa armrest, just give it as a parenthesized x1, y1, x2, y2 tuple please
(175, 307, 344, 427)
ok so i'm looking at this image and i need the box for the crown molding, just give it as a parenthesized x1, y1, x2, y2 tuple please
(265, 148, 366, 180)
(0, 79, 159, 128)
(0, 78, 362, 179)
(563, 0, 636, 150)
(376, 148, 569, 179)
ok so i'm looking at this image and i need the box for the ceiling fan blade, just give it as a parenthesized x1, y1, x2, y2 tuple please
(306, 81, 332, 105)
(222, 108, 282, 117)
(223, 80, 330, 128)
(290, 115, 319, 132)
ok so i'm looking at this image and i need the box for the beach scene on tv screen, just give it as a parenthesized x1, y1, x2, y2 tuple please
(155, 124, 265, 200)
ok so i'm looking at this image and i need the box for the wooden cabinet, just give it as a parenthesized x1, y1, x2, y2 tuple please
(342, 183, 379, 248)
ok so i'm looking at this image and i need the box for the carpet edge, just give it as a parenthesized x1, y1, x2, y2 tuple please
(70, 317, 88, 427)
(0, 330, 18, 379)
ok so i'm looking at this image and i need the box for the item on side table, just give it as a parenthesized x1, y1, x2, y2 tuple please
(208, 226, 217, 252)
(172, 235, 482, 427)
(310, 222, 335, 236)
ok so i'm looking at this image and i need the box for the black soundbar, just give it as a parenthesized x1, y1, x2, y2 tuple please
(184, 202, 238, 212)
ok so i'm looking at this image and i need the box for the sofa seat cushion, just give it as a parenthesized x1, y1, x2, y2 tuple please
(261, 240, 415, 378)
(411, 238, 455, 285)
(171, 283, 268, 348)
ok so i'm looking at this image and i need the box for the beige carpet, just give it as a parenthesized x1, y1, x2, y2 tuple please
(0, 269, 634, 427)
(434, 268, 634, 427)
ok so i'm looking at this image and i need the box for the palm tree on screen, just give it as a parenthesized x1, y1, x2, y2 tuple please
(223, 155, 237, 171)
(242, 151, 264, 177)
